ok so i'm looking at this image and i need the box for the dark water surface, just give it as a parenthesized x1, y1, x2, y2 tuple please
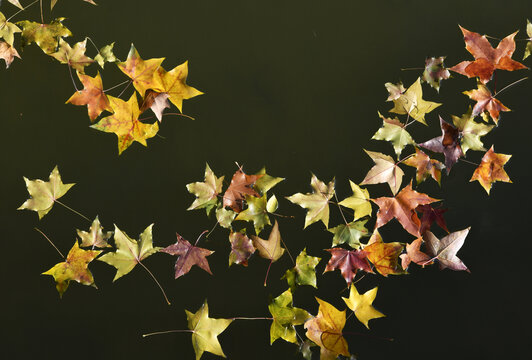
(2, 0, 531, 359)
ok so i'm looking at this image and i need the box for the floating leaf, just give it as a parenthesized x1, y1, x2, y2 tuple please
(235, 194, 272, 235)
(94, 42, 118, 68)
(223, 169, 262, 212)
(422, 56, 450, 92)
(0, 40, 20, 68)
(419, 116, 463, 174)
(0, 11, 21, 46)
(117, 44, 164, 97)
(403, 147, 445, 185)
(464, 83, 510, 124)
(338, 180, 372, 221)
(400, 238, 433, 270)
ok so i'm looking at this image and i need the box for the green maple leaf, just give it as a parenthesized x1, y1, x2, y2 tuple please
(18, 165, 75, 219)
(215, 206, 236, 229)
(234, 194, 274, 235)
(282, 248, 321, 290)
(94, 42, 119, 68)
(185, 300, 233, 360)
(372, 112, 415, 157)
(0, 11, 21, 46)
(286, 174, 335, 229)
(253, 167, 284, 195)
(186, 163, 224, 213)
(327, 219, 369, 249)
(17, 17, 72, 54)
(50, 38, 94, 73)
(524, 19, 532, 60)
(98, 224, 160, 281)
(389, 77, 441, 125)
(452, 107, 494, 154)
(42, 241, 101, 297)
(77, 216, 113, 248)
(338, 180, 372, 220)
(268, 289, 311, 344)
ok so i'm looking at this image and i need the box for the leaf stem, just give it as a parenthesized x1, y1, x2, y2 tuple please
(194, 230, 209, 246)
(54, 199, 91, 222)
(117, 80, 133, 98)
(333, 190, 349, 226)
(142, 329, 193, 338)
(400, 67, 424, 71)
(67, 64, 80, 91)
(263, 259, 273, 287)
(230, 317, 273, 321)
(279, 235, 295, 265)
(39, 0, 43, 23)
(161, 113, 195, 121)
(493, 77, 528, 97)
(34, 227, 65, 259)
(137, 260, 171, 305)
(85, 36, 100, 56)
(6, 0, 39, 22)
(458, 158, 479, 166)
(104, 80, 131, 93)
(206, 220, 219, 238)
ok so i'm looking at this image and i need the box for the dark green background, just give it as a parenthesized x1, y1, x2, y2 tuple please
(2, 0, 531, 359)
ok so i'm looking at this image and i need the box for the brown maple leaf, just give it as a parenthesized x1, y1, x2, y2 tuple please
(416, 204, 449, 235)
(450, 26, 527, 84)
(464, 83, 510, 124)
(223, 169, 263, 212)
(470, 146, 512, 194)
(0, 40, 20, 68)
(139, 89, 170, 121)
(400, 238, 433, 270)
(403, 147, 445, 185)
(419, 116, 463, 174)
(66, 71, 112, 122)
(324, 247, 373, 286)
(228, 230, 256, 266)
(372, 181, 439, 238)
(364, 231, 404, 276)
(160, 232, 214, 279)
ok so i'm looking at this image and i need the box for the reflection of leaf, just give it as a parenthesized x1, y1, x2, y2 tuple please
(450, 26, 527, 84)
(77, 216, 113, 248)
(424, 229, 470, 272)
(17, 17, 72, 54)
(470, 146, 512, 194)
(286, 174, 334, 228)
(18, 166, 75, 219)
(268, 289, 311, 344)
(160, 233, 214, 279)
(282, 248, 320, 290)
(91, 94, 159, 154)
(342, 284, 385, 329)
(98, 224, 160, 281)
(42, 241, 101, 297)
(185, 300, 233, 360)
(304, 297, 350, 360)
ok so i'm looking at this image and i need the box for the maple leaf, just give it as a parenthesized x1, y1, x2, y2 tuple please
(338, 180, 372, 221)
(286, 173, 335, 228)
(416, 204, 449, 235)
(215, 206, 236, 228)
(251, 220, 285, 262)
(160, 233, 214, 279)
(524, 19, 532, 60)
(342, 284, 385, 329)
(360, 150, 404, 195)
(50, 38, 94, 73)
(7, 0, 23, 9)
(51, 0, 96, 10)
(424, 229, 470, 272)
(372, 181, 439, 238)
(253, 167, 285, 195)
(403, 147, 445, 185)
(304, 297, 350, 360)
(234, 194, 273, 235)
(324, 247, 372, 286)
(98, 224, 160, 281)
(185, 300, 233, 360)
(18, 165, 75, 219)
(94, 42, 118, 68)
(400, 238, 433, 270)
(372, 112, 415, 157)
(268, 289, 311, 344)
(222, 168, 263, 212)
(327, 220, 369, 249)
(16, 17, 72, 54)
(228, 230, 255, 266)
(282, 248, 321, 290)
(464, 83, 510, 124)
(42, 241, 101, 297)
(91, 94, 159, 154)
(186, 163, 224, 213)
(156, 61, 203, 112)
(470, 146, 512, 194)
(451, 107, 494, 154)
(450, 26, 527, 84)
(77, 216, 113, 248)
(117, 44, 164, 97)
(0, 11, 21, 46)
(384, 81, 405, 101)
(66, 71, 112, 121)
(139, 90, 170, 121)
(0, 40, 19, 68)
(422, 56, 450, 92)
(419, 116, 463, 174)
(389, 77, 441, 125)
(364, 230, 405, 276)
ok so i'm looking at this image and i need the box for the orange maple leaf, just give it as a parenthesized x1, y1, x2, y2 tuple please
(470, 146, 512, 194)
(66, 71, 112, 121)
(364, 231, 404, 276)
(464, 83, 510, 124)
(223, 169, 263, 212)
